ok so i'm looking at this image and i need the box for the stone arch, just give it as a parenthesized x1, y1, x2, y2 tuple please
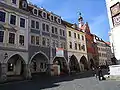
(29, 51, 49, 74)
(53, 56, 69, 74)
(80, 56, 88, 71)
(69, 55, 80, 73)
(7, 54, 26, 77)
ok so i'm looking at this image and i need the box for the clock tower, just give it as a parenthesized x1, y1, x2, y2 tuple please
(78, 13, 84, 29)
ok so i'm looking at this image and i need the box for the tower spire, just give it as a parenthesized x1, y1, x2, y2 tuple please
(78, 12, 84, 29)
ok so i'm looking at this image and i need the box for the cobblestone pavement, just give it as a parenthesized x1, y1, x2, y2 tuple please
(0, 74, 120, 90)
(42, 77, 120, 90)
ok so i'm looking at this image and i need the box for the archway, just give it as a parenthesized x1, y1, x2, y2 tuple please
(90, 59, 95, 69)
(80, 56, 88, 71)
(53, 57, 69, 74)
(7, 54, 26, 77)
(69, 55, 80, 73)
(30, 52, 49, 75)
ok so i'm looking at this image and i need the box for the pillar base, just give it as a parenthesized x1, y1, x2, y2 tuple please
(24, 64, 32, 79)
(0, 63, 7, 82)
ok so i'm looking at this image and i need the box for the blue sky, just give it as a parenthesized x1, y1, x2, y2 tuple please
(28, 0, 110, 41)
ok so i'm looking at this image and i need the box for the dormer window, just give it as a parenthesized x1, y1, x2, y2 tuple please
(33, 8, 38, 15)
(22, 1, 27, 9)
(51, 15, 54, 21)
(54, 16, 57, 22)
(42, 12, 47, 18)
(58, 18, 61, 24)
(11, 0, 16, 4)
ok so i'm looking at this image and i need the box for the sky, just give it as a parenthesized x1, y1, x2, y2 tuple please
(28, 0, 110, 41)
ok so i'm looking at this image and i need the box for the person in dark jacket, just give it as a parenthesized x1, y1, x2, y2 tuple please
(98, 67, 103, 81)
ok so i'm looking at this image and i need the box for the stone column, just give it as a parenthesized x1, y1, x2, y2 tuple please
(24, 64, 32, 79)
(0, 63, 7, 82)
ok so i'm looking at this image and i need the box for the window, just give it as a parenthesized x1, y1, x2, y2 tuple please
(36, 36, 39, 45)
(11, 0, 16, 4)
(9, 33, 15, 44)
(42, 23, 45, 31)
(69, 42, 72, 49)
(43, 12, 46, 18)
(63, 30, 65, 36)
(52, 26, 54, 33)
(19, 35, 24, 46)
(22, 1, 27, 9)
(82, 45, 85, 51)
(69, 31, 71, 37)
(8, 63, 14, 71)
(78, 34, 80, 39)
(60, 29, 62, 35)
(31, 20, 35, 28)
(0, 31, 4, 42)
(82, 35, 84, 40)
(36, 21, 39, 29)
(51, 15, 54, 21)
(55, 27, 58, 34)
(33, 9, 38, 15)
(46, 24, 49, 32)
(10, 15, 16, 25)
(42, 37, 46, 46)
(75, 43, 77, 50)
(46, 38, 50, 46)
(58, 18, 61, 23)
(74, 33, 76, 38)
(78, 44, 81, 50)
(31, 35, 35, 44)
(20, 18, 25, 28)
(0, 11, 6, 22)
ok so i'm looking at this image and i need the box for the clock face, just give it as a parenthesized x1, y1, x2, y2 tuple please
(113, 14, 120, 27)
(111, 3, 120, 16)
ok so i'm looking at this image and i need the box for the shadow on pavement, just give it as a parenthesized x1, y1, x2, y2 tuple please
(0, 70, 95, 90)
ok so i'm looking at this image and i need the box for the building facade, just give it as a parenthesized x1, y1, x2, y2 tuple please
(0, 0, 69, 82)
(79, 15, 98, 69)
(63, 21, 88, 72)
(27, 3, 69, 75)
(106, 0, 120, 63)
(0, 0, 30, 81)
(94, 35, 113, 66)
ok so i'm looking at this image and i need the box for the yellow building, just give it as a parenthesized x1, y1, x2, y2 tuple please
(63, 21, 88, 73)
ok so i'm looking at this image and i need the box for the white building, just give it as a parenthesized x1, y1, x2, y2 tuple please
(106, 0, 120, 63)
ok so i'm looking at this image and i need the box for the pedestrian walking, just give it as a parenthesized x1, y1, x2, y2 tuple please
(98, 67, 103, 81)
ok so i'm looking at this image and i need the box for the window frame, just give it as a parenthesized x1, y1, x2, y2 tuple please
(8, 32, 15, 44)
(68, 31, 71, 37)
(0, 10, 6, 23)
(20, 17, 26, 28)
(0, 30, 4, 43)
(19, 35, 24, 46)
(10, 14, 16, 25)
(31, 35, 35, 45)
